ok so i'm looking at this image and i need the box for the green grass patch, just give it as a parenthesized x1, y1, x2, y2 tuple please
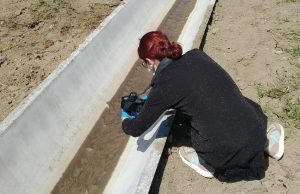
(266, 87, 289, 98)
(284, 47, 300, 57)
(256, 72, 300, 99)
(257, 85, 265, 99)
(282, 30, 300, 58)
(277, 99, 300, 129)
(292, 47, 300, 57)
(283, 30, 300, 42)
(257, 86, 289, 99)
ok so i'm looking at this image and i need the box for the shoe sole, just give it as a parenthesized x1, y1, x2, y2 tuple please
(178, 149, 214, 178)
(268, 123, 285, 160)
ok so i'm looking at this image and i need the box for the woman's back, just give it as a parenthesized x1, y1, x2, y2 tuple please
(154, 49, 268, 181)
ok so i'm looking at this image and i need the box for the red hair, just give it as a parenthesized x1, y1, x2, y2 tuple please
(138, 31, 182, 61)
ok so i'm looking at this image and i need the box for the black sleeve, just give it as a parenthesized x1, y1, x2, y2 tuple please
(122, 85, 170, 137)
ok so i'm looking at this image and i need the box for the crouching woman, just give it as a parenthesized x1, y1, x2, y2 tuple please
(121, 31, 284, 182)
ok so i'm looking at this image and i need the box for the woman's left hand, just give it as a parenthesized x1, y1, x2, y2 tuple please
(121, 109, 136, 121)
(141, 95, 148, 100)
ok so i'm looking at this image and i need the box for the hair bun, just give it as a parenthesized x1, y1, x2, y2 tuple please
(168, 42, 183, 59)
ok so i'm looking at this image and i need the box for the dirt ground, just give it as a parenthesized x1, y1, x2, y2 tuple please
(1, 0, 299, 193)
(0, 0, 122, 122)
(150, 0, 300, 193)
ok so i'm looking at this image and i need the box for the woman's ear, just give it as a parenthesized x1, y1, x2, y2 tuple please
(145, 58, 155, 72)
(145, 58, 154, 66)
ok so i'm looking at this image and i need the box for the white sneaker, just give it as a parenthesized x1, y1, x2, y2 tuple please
(265, 123, 285, 160)
(178, 146, 214, 178)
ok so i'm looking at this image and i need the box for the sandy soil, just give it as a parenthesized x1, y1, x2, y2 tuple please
(150, 0, 300, 193)
(0, 0, 122, 121)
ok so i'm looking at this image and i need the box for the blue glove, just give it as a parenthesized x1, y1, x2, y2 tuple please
(121, 109, 136, 121)
(141, 95, 148, 100)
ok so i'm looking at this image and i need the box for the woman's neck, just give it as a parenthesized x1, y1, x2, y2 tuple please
(153, 59, 160, 71)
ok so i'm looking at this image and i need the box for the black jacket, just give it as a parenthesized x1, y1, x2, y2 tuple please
(122, 49, 268, 181)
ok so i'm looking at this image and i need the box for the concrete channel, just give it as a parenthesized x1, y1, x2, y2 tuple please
(0, 0, 216, 193)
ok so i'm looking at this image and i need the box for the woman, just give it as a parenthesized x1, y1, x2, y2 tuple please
(121, 31, 284, 182)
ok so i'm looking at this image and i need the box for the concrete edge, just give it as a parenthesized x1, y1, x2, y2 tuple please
(193, 0, 217, 48)
(178, 0, 216, 53)
(103, 1, 217, 193)
(104, 111, 175, 194)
